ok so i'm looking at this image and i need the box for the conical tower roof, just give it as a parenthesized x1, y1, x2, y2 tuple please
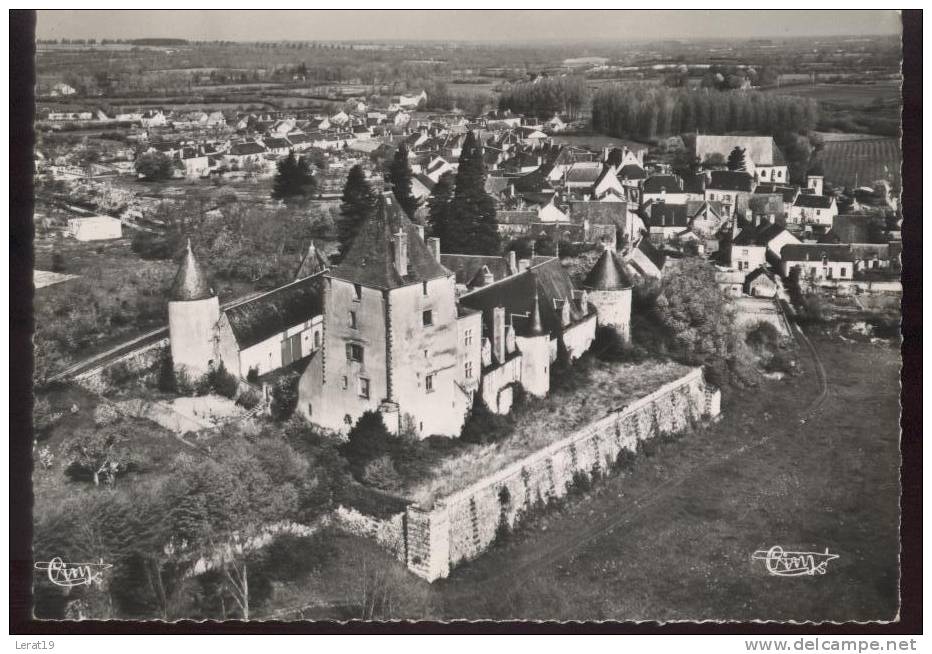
(296, 240, 329, 280)
(582, 247, 633, 291)
(170, 239, 214, 301)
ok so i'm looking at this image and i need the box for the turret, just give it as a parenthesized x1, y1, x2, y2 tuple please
(582, 245, 633, 345)
(168, 240, 220, 376)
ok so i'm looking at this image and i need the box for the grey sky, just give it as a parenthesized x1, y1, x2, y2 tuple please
(37, 10, 901, 43)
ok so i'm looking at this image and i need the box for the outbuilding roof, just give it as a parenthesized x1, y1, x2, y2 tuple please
(223, 274, 324, 349)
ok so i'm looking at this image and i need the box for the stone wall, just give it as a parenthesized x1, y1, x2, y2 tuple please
(74, 337, 170, 394)
(402, 367, 719, 581)
(331, 505, 407, 562)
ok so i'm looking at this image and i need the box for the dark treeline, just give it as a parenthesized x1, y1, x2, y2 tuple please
(497, 76, 587, 121)
(591, 85, 818, 142)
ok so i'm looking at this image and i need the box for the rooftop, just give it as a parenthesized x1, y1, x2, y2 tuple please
(223, 274, 324, 350)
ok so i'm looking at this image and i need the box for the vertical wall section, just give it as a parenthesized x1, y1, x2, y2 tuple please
(401, 367, 722, 582)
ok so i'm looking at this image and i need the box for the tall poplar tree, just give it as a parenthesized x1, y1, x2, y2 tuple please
(337, 164, 376, 260)
(388, 142, 419, 221)
(426, 171, 455, 246)
(446, 131, 501, 255)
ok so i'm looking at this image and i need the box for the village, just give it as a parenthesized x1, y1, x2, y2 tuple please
(30, 32, 903, 623)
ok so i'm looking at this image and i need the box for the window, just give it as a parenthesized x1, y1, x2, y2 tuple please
(464, 329, 473, 347)
(422, 281, 429, 296)
(816, 210, 821, 216)
(425, 374, 435, 393)
(422, 310, 433, 327)
(314, 331, 321, 348)
(341, 376, 348, 390)
(307, 403, 313, 416)
(352, 283, 362, 301)
(777, 170, 783, 179)
(465, 361, 473, 379)
(840, 268, 846, 278)
(350, 310, 357, 329)
(346, 343, 364, 363)
(358, 377, 370, 399)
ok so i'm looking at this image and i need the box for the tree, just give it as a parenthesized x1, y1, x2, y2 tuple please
(337, 165, 376, 259)
(445, 131, 501, 255)
(64, 427, 135, 486)
(135, 152, 175, 181)
(340, 410, 393, 473)
(426, 170, 455, 244)
(388, 142, 418, 221)
(726, 146, 748, 172)
(271, 151, 317, 205)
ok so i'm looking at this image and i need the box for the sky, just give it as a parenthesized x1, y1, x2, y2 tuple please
(36, 9, 901, 43)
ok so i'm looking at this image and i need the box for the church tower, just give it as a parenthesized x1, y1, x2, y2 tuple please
(168, 239, 220, 376)
(583, 246, 633, 345)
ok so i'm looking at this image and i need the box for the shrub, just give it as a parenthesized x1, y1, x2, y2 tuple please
(341, 410, 393, 473)
(615, 447, 637, 470)
(51, 251, 66, 272)
(566, 470, 592, 496)
(459, 395, 513, 444)
(269, 371, 300, 421)
(156, 352, 176, 393)
(202, 362, 239, 399)
(745, 321, 781, 353)
(63, 428, 137, 486)
(235, 389, 261, 410)
(92, 402, 121, 427)
(360, 454, 402, 491)
(103, 361, 134, 388)
(246, 367, 259, 384)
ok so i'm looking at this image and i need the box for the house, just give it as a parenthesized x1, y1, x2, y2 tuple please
(225, 141, 268, 167)
(756, 183, 800, 206)
(705, 171, 756, 218)
(744, 267, 779, 298)
(141, 110, 168, 127)
(747, 193, 786, 226)
(730, 226, 768, 273)
(591, 165, 627, 199)
(790, 194, 837, 226)
(329, 111, 350, 127)
(397, 90, 427, 109)
(642, 175, 687, 205)
(411, 173, 436, 202)
(780, 244, 855, 281)
(352, 125, 372, 141)
(67, 215, 122, 241)
(50, 82, 77, 96)
(644, 203, 689, 244)
(263, 137, 292, 156)
(423, 156, 455, 184)
(686, 200, 727, 239)
(180, 147, 210, 179)
(545, 115, 567, 132)
(623, 236, 666, 279)
(694, 135, 788, 184)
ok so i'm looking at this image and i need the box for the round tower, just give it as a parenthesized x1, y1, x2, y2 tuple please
(583, 246, 633, 345)
(168, 239, 220, 377)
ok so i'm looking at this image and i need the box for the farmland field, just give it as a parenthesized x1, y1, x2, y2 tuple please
(761, 81, 900, 106)
(815, 137, 901, 190)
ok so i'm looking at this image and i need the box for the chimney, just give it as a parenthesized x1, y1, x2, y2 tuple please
(603, 146, 610, 161)
(518, 258, 531, 273)
(481, 267, 495, 286)
(392, 228, 408, 277)
(508, 250, 517, 274)
(414, 224, 425, 241)
(492, 306, 506, 364)
(427, 237, 441, 263)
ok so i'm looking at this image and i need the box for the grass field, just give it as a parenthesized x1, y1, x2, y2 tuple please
(816, 138, 901, 190)
(269, 332, 901, 622)
(762, 81, 900, 106)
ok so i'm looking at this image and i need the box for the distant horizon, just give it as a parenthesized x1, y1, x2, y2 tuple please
(37, 10, 901, 43)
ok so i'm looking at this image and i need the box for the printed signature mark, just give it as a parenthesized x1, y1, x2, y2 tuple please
(34, 557, 112, 587)
(752, 545, 839, 576)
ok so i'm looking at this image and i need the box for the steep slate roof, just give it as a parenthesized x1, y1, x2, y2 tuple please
(331, 193, 450, 290)
(223, 274, 324, 349)
(568, 201, 627, 226)
(831, 214, 874, 243)
(755, 183, 799, 204)
(171, 240, 214, 301)
(440, 254, 513, 287)
(229, 141, 267, 156)
(781, 243, 855, 263)
(636, 236, 666, 271)
(733, 222, 789, 247)
(748, 193, 785, 219)
(263, 137, 292, 149)
(708, 171, 755, 192)
(682, 173, 707, 194)
(617, 164, 647, 180)
(794, 194, 834, 209)
(296, 241, 330, 279)
(583, 248, 633, 290)
(564, 163, 603, 183)
(642, 175, 684, 194)
(458, 258, 588, 338)
(646, 202, 689, 228)
(694, 135, 786, 167)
